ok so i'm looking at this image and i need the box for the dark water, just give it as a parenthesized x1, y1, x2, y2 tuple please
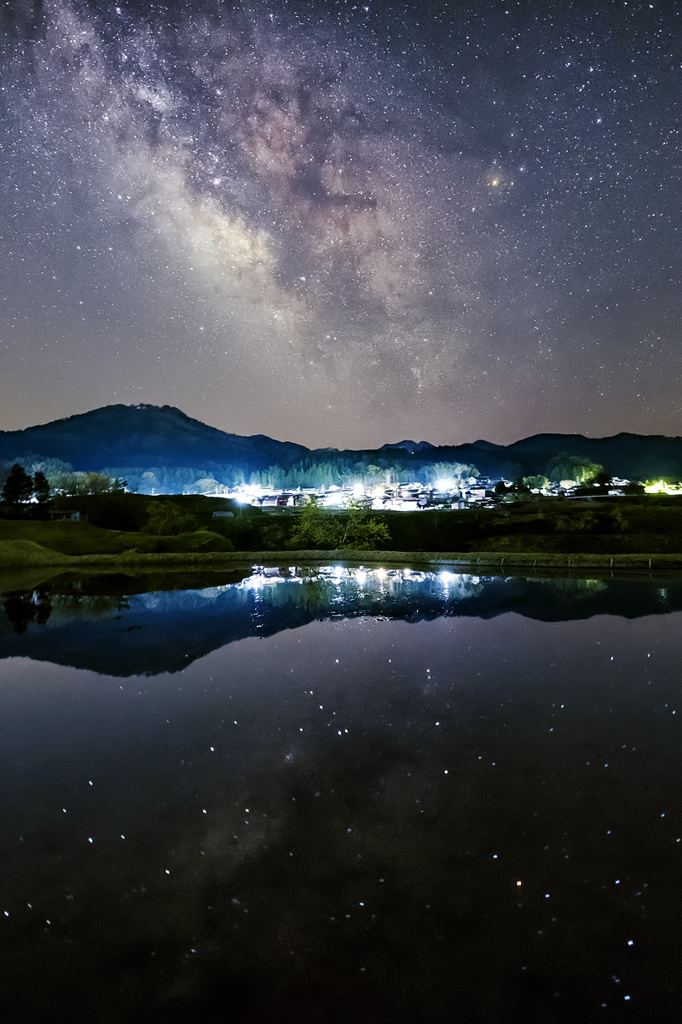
(1, 566, 681, 1022)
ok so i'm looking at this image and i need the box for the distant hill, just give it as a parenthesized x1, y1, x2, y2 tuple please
(0, 404, 310, 472)
(445, 433, 682, 481)
(0, 404, 681, 487)
(380, 440, 437, 453)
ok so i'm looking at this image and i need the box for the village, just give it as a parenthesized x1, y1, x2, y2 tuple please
(209, 473, 678, 512)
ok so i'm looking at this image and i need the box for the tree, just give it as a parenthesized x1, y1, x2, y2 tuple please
(142, 501, 198, 536)
(33, 471, 51, 504)
(2, 464, 33, 507)
(546, 455, 603, 485)
(289, 496, 341, 549)
(82, 473, 112, 494)
(523, 475, 550, 491)
(338, 501, 391, 549)
(289, 497, 391, 550)
(426, 462, 480, 485)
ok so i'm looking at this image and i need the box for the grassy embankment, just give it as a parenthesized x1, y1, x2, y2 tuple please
(1, 492, 682, 571)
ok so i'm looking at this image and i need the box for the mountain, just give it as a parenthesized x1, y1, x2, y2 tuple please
(0, 404, 681, 484)
(0, 404, 310, 472)
(380, 440, 437, 453)
(469, 432, 682, 480)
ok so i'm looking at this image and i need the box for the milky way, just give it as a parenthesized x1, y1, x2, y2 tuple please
(1, 0, 680, 447)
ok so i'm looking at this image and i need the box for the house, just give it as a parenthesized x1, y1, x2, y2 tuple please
(396, 496, 422, 511)
(276, 493, 305, 507)
(49, 510, 84, 522)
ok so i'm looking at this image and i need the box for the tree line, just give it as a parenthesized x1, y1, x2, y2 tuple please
(0, 457, 482, 495)
(0, 458, 125, 507)
(0, 448, 647, 504)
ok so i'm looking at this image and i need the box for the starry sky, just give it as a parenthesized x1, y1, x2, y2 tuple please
(0, 0, 680, 449)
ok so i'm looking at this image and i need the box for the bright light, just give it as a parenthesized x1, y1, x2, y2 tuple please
(242, 574, 266, 591)
(435, 478, 454, 491)
(645, 481, 666, 493)
(352, 483, 364, 498)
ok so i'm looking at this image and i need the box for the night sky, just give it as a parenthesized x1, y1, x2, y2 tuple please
(1, 0, 680, 449)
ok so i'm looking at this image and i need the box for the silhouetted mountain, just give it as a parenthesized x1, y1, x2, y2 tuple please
(0, 404, 310, 472)
(380, 439, 437, 453)
(1, 404, 681, 482)
(433, 432, 682, 480)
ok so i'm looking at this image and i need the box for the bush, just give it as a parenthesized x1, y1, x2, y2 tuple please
(142, 501, 198, 536)
(288, 497, 391, 550)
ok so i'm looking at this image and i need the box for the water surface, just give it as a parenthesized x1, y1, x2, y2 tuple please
(1, 567, 680, 1021)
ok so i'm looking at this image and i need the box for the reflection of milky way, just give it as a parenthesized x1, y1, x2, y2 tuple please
(1, 1, 681, 445)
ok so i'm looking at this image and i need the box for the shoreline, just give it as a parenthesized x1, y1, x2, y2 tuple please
(2, 539, 682, 573)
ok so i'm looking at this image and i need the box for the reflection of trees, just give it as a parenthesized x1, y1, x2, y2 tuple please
(48, 594, 130, 624)
(266, 580, 337, 612)
(235, 569, 486, 618)
(3, 590, 52, 634)
(1, 589, 129, 633)
(532, 577, 607, 595)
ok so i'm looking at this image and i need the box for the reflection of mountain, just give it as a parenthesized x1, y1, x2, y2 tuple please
(1, 567, 680, 676)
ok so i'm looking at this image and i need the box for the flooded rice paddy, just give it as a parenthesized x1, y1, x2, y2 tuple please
(0, 565, 681, 1022)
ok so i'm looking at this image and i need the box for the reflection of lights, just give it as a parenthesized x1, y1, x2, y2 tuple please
(243, 574, 266, 591)
(228, 564, 487, 602)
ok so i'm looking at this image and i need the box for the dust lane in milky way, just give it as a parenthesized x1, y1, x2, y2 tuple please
(0, 0, 680, 447)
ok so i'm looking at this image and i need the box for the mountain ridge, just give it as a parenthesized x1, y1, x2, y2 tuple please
(0, 404, 681, 483)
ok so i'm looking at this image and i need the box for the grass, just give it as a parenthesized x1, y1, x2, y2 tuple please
(2, 493, 682, 568)
(0, 520, 234, 559)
